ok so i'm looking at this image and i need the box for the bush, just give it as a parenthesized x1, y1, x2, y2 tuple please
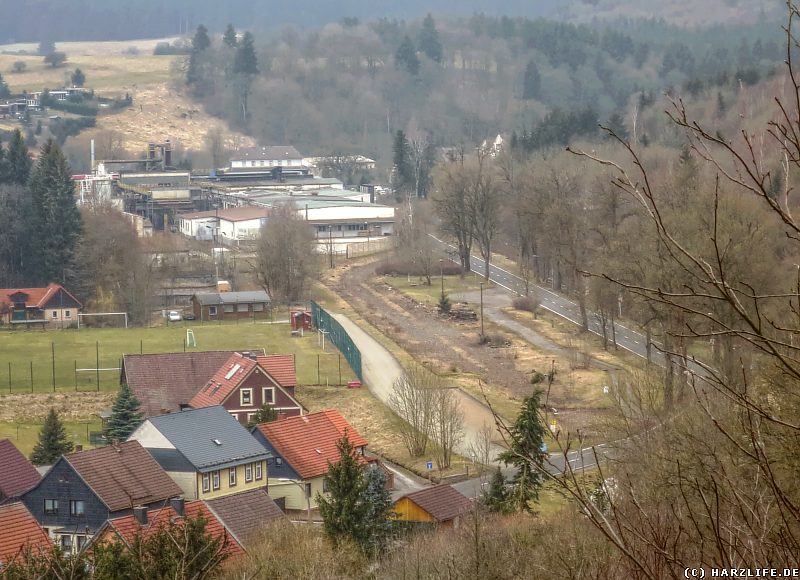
(512, 295, 539, 312)
(376, 258, 463, 277)
(153, 41, 191, 55)
(438, 294, 451, 313)
(530, 371, 545, 385)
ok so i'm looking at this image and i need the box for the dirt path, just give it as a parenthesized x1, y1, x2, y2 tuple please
(331, 312, 506, 463)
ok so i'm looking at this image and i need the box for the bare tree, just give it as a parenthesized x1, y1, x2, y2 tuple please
(466, 153, 501, 280)
(431, 387, 464, 470)
(388, 365, 438, 457)
(467, 420, 495, 477)
(433, 161, 474, 273)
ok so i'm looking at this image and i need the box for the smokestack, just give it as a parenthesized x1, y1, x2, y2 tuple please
(133, 506, 148, 525)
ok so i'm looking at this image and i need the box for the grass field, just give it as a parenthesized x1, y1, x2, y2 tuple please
(0, 321, 356, 394)
(0, 418, 104, 457)
(381, 273, 493, 306)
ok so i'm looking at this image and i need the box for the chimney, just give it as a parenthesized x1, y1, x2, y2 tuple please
(170, 498, 185, 517)
(74, 444, 83, 452)
(133, 506, 148, 525)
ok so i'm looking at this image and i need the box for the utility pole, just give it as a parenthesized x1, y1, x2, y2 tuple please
(480, 282, 484, 337)
(439, 259, 444, 301)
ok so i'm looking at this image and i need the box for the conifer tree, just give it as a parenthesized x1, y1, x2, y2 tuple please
(105, 383, 144, 441)
(6, 129, 31, 185)
(418, 14, 443, 63)
(246, 404, 277, 429)
(498, 391, 547, 512)
(392, 130, 411, 191)
(234, 32, 259, 76)
(522, 60, 541, 100)
(482, 467, 513, 513)
(31, 408, 74, 466)
(361, 465, 395, 554)
(395, 36, 420, 75)
(0, 73, 9, 99)
(187, 25, 211, 87)
(28, 139, 82, 286)
(318, 433, 368, 546)
(223, 24, 238, 48)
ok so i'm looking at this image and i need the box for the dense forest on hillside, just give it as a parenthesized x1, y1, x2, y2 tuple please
(0, 0, 779, 43)
(180, 14, 785, 173)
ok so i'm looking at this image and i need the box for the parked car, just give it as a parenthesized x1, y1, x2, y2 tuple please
(168, 310, 182, 322)
(183, 313, 196, 321)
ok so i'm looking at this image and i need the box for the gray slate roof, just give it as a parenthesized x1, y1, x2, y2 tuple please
(194, 291, 271, 306)
(145, 406, 272, 473)
(231, 146, 303, 161)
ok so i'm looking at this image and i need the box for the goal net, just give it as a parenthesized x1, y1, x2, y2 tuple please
(77, 312, 129, 329)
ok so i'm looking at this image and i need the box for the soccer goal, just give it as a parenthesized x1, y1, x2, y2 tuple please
(77, 312, 129, 329)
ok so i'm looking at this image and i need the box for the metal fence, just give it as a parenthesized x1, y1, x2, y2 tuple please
(310, 301, 362, 381)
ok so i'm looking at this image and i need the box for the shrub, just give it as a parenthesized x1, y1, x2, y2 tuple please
(530, 371, 545, 385)
(376, 258, 463, 277)
(438, 294, 451, 313)
(512, 296, 537, 312)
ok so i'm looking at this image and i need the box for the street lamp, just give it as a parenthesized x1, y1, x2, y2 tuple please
(480, 282, 484, 337)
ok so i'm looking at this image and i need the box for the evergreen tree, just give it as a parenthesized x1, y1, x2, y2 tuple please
(318, 434, 368, 547)
(395, 35, 420, 75)
(31, 408, 74, 466)
(482, 467, 513, 513)
(105, 383, 143, 441)
(37, 38, 55, 56)
(361, 465, 395, 555)
(606, 111, 629, 141)
(6, 129, 31, 185)
(234, 32, 259, 75)
(0, 73, 9, 99)
(223, 24, 238, 48)
(521, 60, 541, 100)
(497, 391, 547, 512)
(392, 130, 411, 191)
(246, 404, 278, 429)
(418, 14, 443, 63)
(28, 139, 83, 286)
(0, 144, 8, 184)
(186, 25, 211, 86)
(318, 433, 395, 554)
(70, 68, 85, 87)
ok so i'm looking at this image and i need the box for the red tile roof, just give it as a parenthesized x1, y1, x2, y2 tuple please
(256, 355, 297, 388)
(189, 353, 297, 409)
(0, 439, 41, 500)
(103, 500, 243, 556)
(0, 502, 51, 564)
(205, 489, 284, 549)
(0, 283, 81, 309)
(122, 351, 239, 416)
(64, 441, 183, 512)
(399, 485, 473, 523)
(255, 409, 368, 480)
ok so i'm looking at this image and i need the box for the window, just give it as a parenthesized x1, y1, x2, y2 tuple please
(64, 310, 71, 318)
(202, 473, 210, 493)
(245, 463, 253, 482)
(323, 478, 329, 493)
(253, 303, 264, 312)
(247, 412, 256, 422)
(274, 457, 282, 467)
(305, 483, 312, 498)
(76, 536, 86, 551)
(229, 467, 237, 487)
(44, 499, 58, 514)
(52, 310, 58, 319)
(237, 303, 248, 312)
(61, 535, 73, 552)
(255, 462, 263, 480)
(69, 500, 85, 516)
(212, 470, 220, 490)
(223, 304, 234, 313)
(240, 389, 253, 406)
(208, 306, 217, 316)
(262, 387, 274, 404)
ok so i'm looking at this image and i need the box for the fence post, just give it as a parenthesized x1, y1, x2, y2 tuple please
(30, 361, 33, 392)
(140, 339, 143, 355)
(96, 341, 100, 392)
(317, 354, 320, 385)
(51, 342, 55, 392)
(8, 362, 11, 393)
(338, 354, 342, 385)
(74, 360, 77, 391)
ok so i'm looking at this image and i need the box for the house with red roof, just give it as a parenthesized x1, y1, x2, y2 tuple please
(189, 352, 302, 424)
(0, 439, 41, 503)
(0, 502, 52, 566)
(251, 409, 379, 511)
(0, 284, 82, 327)
(91, 498, 244, 559)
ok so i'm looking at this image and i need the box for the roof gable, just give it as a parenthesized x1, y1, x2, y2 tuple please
(0, 439, 41, 500)
(145, 406, 272, 472)
(400, 485, 472, 522)
(0, 284, 81, 309)
(204, 489, 284, 549)
(64, 441, 182, 512)
(0, 502, 51, 564)
(189, 353, 297, 408)
(122, 351, 238, 416)
(255, 410, 367, 480)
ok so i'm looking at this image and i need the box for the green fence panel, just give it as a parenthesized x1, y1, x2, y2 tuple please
(310, 301, 362, 382)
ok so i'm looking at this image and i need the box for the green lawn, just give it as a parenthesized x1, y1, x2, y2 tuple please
(0, 419, 104, 457)
(0, 321, 356, 394)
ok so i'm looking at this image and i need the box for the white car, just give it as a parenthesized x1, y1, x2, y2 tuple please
(168, 310, 182, 322)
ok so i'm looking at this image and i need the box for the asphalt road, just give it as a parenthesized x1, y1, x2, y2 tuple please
(430, 234, 708, 377)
